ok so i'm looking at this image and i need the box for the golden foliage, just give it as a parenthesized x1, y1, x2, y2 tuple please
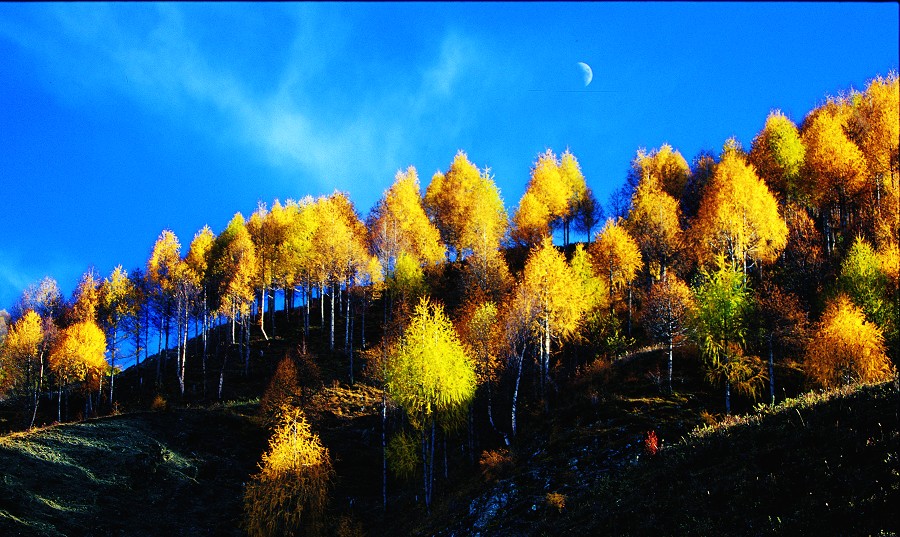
(644, 275, 694, 343)
(629, 144, 691, 200)
(749, 110, 806, 202)
(370, 166, 446, 272)
(521, 238, 585, 342)
(48, 320, 108, 390)
(71, 270, 101, 324)
(805, 294, 894, 388)
(855, 73, 899, 192)
(0, 310, 43, 395)
(801, 103, 868, 206)
(259, 355, 302, 425)
(569, 243, 608, 315)
(385, 297, 476, 429)
(312, 192, 369, 287)
(458, 300, 502, 385)
(511, 190, 551, 248)
(150, 394, 168, 412)
(691, 147, 787, 269)
(626, 169, 683, 278)
(185, 225, 215, 286)
(425, 151, 508, 259)
(590, 218, 642, 303)
(243, 407, 333, 537)
(546, 492, 567, 513)
(210, 213, 257, 318)
(147, 229, 184, 296)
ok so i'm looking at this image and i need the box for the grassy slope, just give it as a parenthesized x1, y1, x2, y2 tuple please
(0, 404, 266, 536)
(419, 379, 900, 537)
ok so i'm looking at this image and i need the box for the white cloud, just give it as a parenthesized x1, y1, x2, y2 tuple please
(1, 5, 493, 205)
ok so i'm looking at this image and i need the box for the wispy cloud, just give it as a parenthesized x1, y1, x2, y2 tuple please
(0, 5, 491, 201)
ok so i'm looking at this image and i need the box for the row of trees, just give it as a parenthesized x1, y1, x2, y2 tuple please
(0, 72, 896, 520)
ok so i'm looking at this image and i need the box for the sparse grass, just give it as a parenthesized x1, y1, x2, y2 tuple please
(0, 408, 266, 536)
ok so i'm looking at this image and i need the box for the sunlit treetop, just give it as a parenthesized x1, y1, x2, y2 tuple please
(801, 100, 868, 207)
(628, 144, 691, 200)
(691, 142, 787, 270)
(369, 166, 446, 274)
(749, 110, 806, 203)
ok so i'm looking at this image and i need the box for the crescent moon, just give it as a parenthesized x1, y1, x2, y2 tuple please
(577, 61, 593, 87)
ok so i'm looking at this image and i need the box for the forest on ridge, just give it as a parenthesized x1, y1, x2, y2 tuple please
(0, 71, 898, 535)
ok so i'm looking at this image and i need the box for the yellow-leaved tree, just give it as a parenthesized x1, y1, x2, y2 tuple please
(691, 139, 788, 275)
(0, 310, 46, 428)
(626, 160, 684, 282)
(425, 151, 508, 260)
(209, 213, 257, 396)
(627, 144, 691, 201)
(805, 294, 894, 388)
(458, 299, 504, 441)
(589, 218, 642, 336)
(520, 238, 585, 405)
(801, 101, 867, 254)
(644, 275, 695, 394)
(185, 225, 216, 393)
(244, 406, 333, 537)
(48, 319, 108, 421)
(99, 265, 135, 406)
(749, 110, 806, 204)
(385, 297, 475, 511)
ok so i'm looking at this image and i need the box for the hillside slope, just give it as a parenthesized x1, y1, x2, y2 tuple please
(424, 380, 900, 537)
(0, 405, 265, 536)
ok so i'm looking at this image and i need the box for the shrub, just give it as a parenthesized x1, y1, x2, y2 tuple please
(479, 448, 512, 482)
(644, 430, 659, 456)
(243, 407, 333, 537)
(150, 394, 168, 412)
(546, 492, 566, 513)
(386, 430, 419, 481)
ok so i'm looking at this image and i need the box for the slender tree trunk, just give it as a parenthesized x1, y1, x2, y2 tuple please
(29, 353, 44, 429)
(218, 335, 227, 400)
(349, 299, 355, 385)
(541, 317, 550, 412)
(243, 314, 251, 376)
(511, 347, 525, 437)
(627, 285, 633, 337)
(109, 325, 117, 407)
(259, 286, 269, 341)
(768, 333, 776, 406)
(329, 281, 336, 352)
(164, 313, 171, 380)
(344, 278, 351, 352)
(667, 337, 674, 395)
(320, 282, 325, 330)
(725, 379, 732, 415)
(361, 295, 367, 349)
(202, 307, 208, 398)
(179, 309, 188, 397)
(381, 380, 388, 512)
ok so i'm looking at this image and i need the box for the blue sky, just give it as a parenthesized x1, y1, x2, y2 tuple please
(0, 2, 897, 311)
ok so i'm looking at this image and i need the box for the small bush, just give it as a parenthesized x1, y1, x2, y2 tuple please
(335, 515, 366, 537)
(386, 431, 419, 481)
(243, 406, 333, 537)
(150, 394, 168, 412)
(479, 448, 512, 482)
(259, 355, 302, 425)
(546, 492, 566, 513)
(644, 430, 659, 456)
